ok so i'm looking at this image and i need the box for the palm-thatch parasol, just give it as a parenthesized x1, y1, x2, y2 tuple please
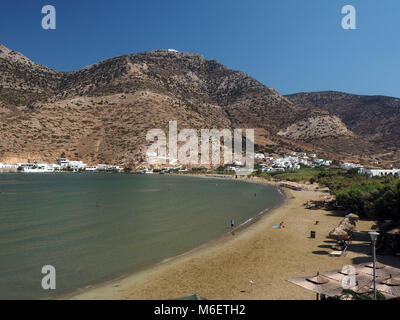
(338, 218, 356, 232)
(345, 213, 359, 223)
(287, 262, 400, 299)
(288, 273, 344, 297)
(376, 275, 400, 297)
(328, 227, 351, 241)
(328, 214, 359, 241)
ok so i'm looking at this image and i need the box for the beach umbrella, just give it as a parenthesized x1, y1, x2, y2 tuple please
(361, 261, 386, 270)
(387, 227, 400, 235)
(345, 213, 359, 223)
(381, 276, 400, 286)
(306, 274, 329, 285)
(320, 270, 373, 294)
(288, 262, 400, 300)
(341, 216, 357, 226)
(287, 273, 344, 298)
(338, 219, 356, 232)
(328, 227, 351, 241)
(377, 276, 400, 297)
(356, 262, 400, 280)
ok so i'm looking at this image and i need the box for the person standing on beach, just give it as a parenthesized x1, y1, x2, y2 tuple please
(231, 219, 235, 230)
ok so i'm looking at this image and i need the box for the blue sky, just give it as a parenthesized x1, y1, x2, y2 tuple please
(1, 0, 399, 97)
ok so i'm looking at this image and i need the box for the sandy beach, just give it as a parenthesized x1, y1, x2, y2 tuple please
(68, 176, 377, 300)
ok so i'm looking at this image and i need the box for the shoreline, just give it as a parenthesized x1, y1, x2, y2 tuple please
(59, 174, 285, 299)
(67, 175, 375, 300)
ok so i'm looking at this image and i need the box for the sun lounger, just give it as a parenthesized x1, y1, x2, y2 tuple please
(329, 242, 349, 257)
(329, 250, 344, 257)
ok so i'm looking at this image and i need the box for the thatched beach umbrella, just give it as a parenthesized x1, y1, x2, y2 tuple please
(377, 275, 400, 297)
(328, 214, 359, 241)
(356, 262, 400, 280)
(363, 261, 386, 269)
(338, 218, 356, 232)
(306, 274, 329, 285)
(287, 273, 344, 298)
(381, 276, 400, 286)
(328, 227, 351, 241)
(288, 262, 400, 299)
(345, 213, 359, 223)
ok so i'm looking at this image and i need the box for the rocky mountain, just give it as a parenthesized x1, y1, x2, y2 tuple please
(0, 44, 62, 108)
(0, 44, 399, 167)
(286, 91, 400, 166)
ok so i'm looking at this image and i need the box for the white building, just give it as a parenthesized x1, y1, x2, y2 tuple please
(18, 163, 57, 173)
(97, 164, 122, 171)
(299, 158, 309, 166)
(262, 167, 284, 173)
(0, 163, 18, 169)
(359, 168, 400, 178)
(261, 155, 303, 171)
(341, 162, 363, 170)
(314, 159, 331, 167)
(57, 158, 87, 170)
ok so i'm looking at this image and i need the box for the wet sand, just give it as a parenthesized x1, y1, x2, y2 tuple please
(68, 177, 375, 300)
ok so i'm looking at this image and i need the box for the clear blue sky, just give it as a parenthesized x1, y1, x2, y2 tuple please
(1, 0, 399, 97)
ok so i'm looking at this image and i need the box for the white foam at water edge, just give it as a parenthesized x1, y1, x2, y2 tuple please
(237, 207, 270, 228)
(239, 217, 254, 227)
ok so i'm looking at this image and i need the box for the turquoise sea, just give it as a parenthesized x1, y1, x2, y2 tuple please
(0, 173, 284, 299)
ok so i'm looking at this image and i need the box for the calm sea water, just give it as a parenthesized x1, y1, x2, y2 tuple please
(0, 173, 283, 299)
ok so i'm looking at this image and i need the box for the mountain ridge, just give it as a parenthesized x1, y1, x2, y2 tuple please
(1, 44, 399, 167)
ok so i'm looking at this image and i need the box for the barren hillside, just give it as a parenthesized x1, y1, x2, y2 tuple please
(0, 44, 398, 167)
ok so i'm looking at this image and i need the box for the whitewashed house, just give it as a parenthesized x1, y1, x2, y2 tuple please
(18, 163, 55, 173)
(341, 162, 363, 170)
(0, 163, 18, 169)
(359, 168, 400, 178)
(314, 159, 331, 167)
(97, 164, 122, 171)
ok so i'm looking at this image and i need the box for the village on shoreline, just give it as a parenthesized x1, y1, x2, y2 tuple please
(0, 151, 400, 177)
(0, 158, 122, 173)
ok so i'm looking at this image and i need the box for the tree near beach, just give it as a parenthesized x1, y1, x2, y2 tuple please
(255, 167, 400, 221)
